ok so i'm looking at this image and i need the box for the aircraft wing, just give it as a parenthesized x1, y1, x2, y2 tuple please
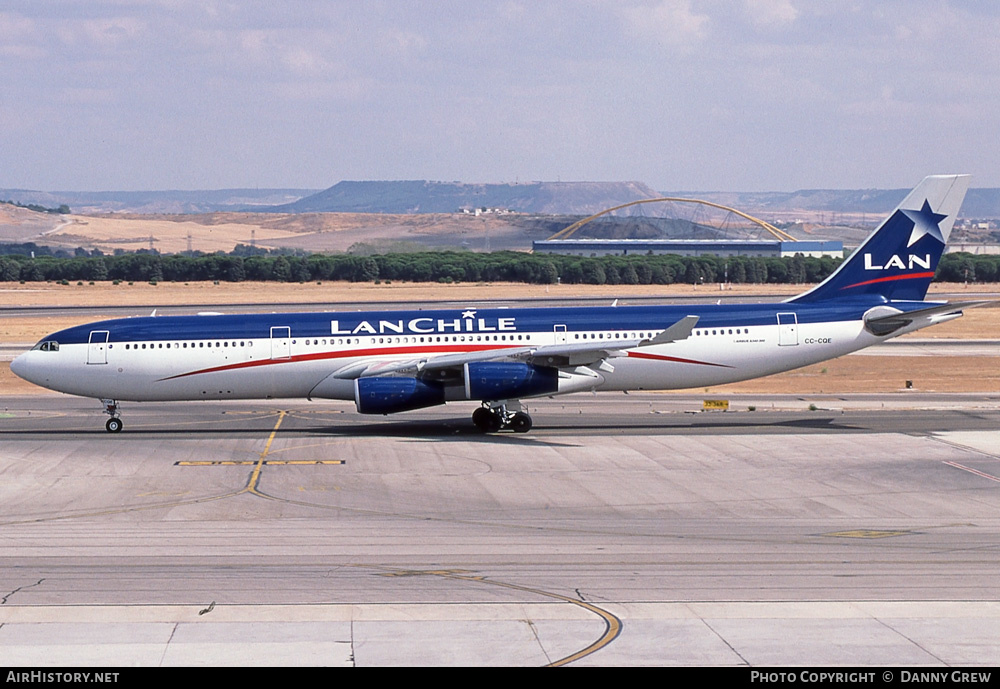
(333, 347, 533, 379)
(523, 314, 700, 366)
(331, 315, 699, 379)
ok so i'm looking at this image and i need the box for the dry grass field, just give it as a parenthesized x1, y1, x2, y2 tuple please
(35, 211, 536, 254)
(56, 215, 302, 254)
(2, 281, 998, 397)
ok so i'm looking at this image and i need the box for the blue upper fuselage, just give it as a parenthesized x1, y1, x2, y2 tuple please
(37, 297, 920, 346)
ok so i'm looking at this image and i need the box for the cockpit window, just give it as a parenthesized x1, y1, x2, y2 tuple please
(32, 341, 60, 352)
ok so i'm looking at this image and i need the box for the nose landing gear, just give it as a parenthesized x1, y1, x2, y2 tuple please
(101, 399, 123, 433)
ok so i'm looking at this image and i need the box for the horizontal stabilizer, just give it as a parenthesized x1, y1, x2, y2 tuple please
(863, 301, 986, 336)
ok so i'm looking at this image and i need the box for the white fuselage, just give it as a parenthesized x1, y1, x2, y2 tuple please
(11, 306, 914, 406)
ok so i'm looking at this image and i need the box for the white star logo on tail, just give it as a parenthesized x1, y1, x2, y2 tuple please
(902, 199, 948, 247)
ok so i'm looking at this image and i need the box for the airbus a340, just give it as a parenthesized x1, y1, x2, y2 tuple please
(11, 175, 974, 434)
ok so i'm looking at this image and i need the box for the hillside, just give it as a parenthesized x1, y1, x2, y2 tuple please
(5, 182, 1000, 218)
(267, 180, 663, 215)
(4, 180, 1000, 255)
(0, 211, 579, 255)
(0, 189, 318, 214)
(0, 203, 68, 245)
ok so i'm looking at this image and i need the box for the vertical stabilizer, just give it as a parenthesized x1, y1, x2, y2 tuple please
(788, 174, 971, 303)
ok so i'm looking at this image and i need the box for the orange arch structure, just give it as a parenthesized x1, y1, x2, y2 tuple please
(547, 197, 797, 242)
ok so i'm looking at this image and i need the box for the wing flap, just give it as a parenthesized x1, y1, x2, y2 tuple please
(332, 347, 532, 379)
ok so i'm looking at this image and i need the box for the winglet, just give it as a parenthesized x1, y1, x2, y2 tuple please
(642, 315, 699, 345)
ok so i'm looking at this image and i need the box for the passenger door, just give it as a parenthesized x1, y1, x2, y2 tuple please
(776, 313, 798, 346)
(87, 330, 109, 364)
(270, 326, 291, 359)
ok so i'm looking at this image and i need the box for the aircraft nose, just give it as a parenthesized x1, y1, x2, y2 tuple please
(10, 352, 25, 377)
(10, 351, 32, 382)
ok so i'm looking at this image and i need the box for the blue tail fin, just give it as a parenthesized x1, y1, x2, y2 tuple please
(788, 174, 971, 303)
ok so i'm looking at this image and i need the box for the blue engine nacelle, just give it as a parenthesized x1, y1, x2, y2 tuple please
(464, 362, 558, 400)
(354, 377, 446, 414)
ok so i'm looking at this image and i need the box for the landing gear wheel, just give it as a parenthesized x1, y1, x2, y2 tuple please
(100, 399, 122, 433)
(472, 407, 503, 433)
(509, 412, 532, 433)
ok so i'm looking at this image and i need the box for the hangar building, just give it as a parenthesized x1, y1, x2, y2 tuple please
(532, 239, 844, 258)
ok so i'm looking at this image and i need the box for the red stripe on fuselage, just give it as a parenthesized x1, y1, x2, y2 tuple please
(626, 351, 731, 367)
(158, 344, 519, 381)
(841, 271, 935, 290)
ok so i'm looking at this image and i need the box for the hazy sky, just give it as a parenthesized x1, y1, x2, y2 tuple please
(2, 1, 997, 191)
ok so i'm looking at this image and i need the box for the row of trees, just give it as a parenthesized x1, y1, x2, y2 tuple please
(0, 251, 838, 285)
(936, 252, 1000, 282)
(0, 249, 995, 285)
(1, 200, 71, 214)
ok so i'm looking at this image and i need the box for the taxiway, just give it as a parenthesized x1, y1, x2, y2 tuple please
(1, 393, 999, 666)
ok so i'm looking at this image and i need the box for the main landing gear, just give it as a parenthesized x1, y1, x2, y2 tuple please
(101, 399, 123, 433)
(472, 401, 532, 434)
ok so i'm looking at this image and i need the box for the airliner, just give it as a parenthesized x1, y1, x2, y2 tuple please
(11, 175, 975, 434)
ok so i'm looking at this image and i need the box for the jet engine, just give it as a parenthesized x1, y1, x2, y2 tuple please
(463, 362, 558, 400)
(354, 377, 446, 414)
